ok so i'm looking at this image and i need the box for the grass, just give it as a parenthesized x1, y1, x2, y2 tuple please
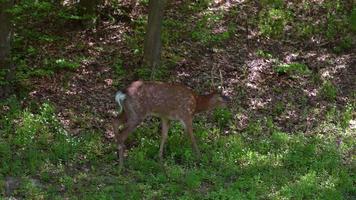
(320, 80, 338, 101)
(0, 98, 354, 199)
(2, 1, 355, 199)
(191, 12, 232, 45)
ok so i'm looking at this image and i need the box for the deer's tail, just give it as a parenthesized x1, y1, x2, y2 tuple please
(115, 91, 126, 114)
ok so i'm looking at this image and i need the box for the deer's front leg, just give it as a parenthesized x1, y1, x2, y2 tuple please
(159, 118, 169, 161)
(182, 118, 201, 158)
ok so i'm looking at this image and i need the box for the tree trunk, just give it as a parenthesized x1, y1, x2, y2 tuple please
(0, 0, 14, 99)
(143, 0, 166, 68)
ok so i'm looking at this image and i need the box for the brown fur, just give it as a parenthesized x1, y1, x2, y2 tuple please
(114, 81, 227, 166)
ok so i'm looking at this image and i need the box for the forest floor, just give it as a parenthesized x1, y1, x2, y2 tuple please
(1, 1, 355, 199)
(28, 0, 355, 138)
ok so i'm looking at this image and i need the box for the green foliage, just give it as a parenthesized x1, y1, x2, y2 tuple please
(296, 22, 316, 38)
(245, 120, 263, 136)
(260, 0, 284, 9)
(15, 57, 81, 81)
(0, 101, 79, 176)
(137, 0, 149, 6)
(135, 65, 168, 81)
(325, 19, 350, 47)
(125, 17, 147, 56)
(213, 108, 233, 128)
(78, 131, 105, 163)
(259, 8, 291, 38)
(191, 12, 232, 45)
(273, 101, 285, 116)
(333, 35, 354, 53)
(274, 62, 311, 76)
(1, 96, 354, 198)
(256, 49, 273, 59)
(0, 68, 9, 86)
(51, 58, 80, 70)
(162, 19, 186, 46)
(340, 104, 353, 130)
(183, 0, 213, 13)
(320, 1, 354, 48)
(326, 103, 355, 130)
(350, 8, 356, 32)
(2, 0, 356, 199)
(17, 177, 46, 199)
(320, 81, 337, 101)
(7, 0, 87, 89)
(112, 58, 125, 77)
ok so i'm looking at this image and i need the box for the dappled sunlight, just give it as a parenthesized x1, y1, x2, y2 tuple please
(21, 0, 353, 144)
(1, 0, 354, 198)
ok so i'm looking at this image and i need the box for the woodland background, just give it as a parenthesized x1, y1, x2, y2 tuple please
(0, 0, 355, 199)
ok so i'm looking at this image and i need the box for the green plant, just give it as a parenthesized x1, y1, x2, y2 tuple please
(135, 65, 168, 81)
(320, 81, 337, 101)
(162, 19, 186, 46)
(78, 131, 105, 163)
(311, 72, 323, 85)
(1, 100, 353, 199)
(260, 0, 284, 9)
(213, 108, 233, 128)
(245, 120, 263, 136)
(112, 58, 125, 77)
(333, 35, 354, 53)
(274, 62, 311, 76)
(1, 102, 79, 175)
(322, 1, 351, 42)
(296, 22, 315, 38)
(191, 12, 231, 45)
(259, 8, 291, 38)
(0, 69, 8, 86)
(340, 104, 354, 130)
(18, 177, 46, 199)
(125, 17, 147, 55)
(256, 49, 273, 59)
(55, 59, 80, 70)
(183, 0, 212, 13)
(350, 7, 356, 32)
(138, 0, 149, 6)
(273, 101, 285, 116)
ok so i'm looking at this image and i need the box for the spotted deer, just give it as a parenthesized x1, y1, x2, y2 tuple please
(113, 80, 229, 166)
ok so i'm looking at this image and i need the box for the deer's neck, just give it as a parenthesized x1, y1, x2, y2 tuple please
(195, 94, 214, 113)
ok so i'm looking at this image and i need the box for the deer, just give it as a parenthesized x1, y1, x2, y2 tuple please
(113, 80, 229, 167)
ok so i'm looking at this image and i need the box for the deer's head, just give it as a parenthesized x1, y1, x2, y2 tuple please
(209, 92, 230, 109)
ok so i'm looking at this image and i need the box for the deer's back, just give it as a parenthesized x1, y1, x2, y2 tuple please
(124, 81, 196, 119)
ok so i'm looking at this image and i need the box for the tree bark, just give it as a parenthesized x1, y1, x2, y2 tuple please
(143, 0, 166, 68)
(0, 0, 14, 99)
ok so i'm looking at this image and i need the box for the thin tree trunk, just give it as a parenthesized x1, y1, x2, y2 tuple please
(143, 0, 166, 68)
(0, 0, 14, 98)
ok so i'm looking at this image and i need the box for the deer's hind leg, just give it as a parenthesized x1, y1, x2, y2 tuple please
(113, 112, 127, 134)
(115, 113, 143, 167)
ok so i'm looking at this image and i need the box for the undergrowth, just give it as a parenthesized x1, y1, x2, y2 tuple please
(0, 97, 354, 199)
